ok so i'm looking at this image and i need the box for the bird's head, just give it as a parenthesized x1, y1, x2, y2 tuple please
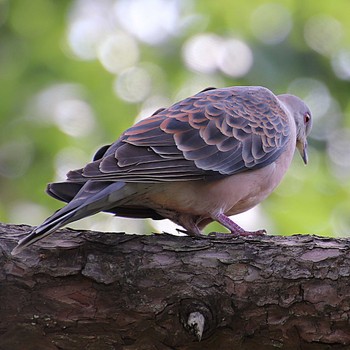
(277, 94, 312, 164)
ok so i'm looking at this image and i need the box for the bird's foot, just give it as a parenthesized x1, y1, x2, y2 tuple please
(177, 228, 266, 240)
(207, 231, 236, 239)
(211, 213, 267, 237)
(208, 229, 266, 239)
(177, 228, 222, 239)
(232, 229, 266, 236)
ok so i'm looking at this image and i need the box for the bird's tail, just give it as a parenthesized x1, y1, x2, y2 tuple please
(12, 181, 127, 255)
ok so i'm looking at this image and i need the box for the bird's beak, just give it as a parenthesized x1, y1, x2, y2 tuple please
(297, 140, 308, 164)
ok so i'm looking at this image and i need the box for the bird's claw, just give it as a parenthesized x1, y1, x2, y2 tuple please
(235, 229, 267, 236)
(207, 232, 237, 239)
(208, 229, 266, 239)
(177, 228, 266, 240)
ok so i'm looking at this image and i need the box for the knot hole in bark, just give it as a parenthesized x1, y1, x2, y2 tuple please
(179, 298, 216, 341)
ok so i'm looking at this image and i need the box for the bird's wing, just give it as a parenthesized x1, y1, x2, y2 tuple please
(67, 86, 291, 183)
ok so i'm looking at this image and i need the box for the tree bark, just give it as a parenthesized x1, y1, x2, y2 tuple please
(1, 223, 350, 350)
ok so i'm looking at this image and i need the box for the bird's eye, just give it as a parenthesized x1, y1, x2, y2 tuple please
(304, 112, 311, 124)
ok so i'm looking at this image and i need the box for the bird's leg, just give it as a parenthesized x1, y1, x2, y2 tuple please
(211, 213, 266, 237)
(172, 214, 204, 237)
(173, 213, 265, 239)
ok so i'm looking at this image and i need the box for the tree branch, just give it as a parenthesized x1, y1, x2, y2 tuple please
(1, 223, 350, 349)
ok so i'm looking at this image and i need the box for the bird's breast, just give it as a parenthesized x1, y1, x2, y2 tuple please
(220, 138, 297, 215)
(142, 136, 296, 218)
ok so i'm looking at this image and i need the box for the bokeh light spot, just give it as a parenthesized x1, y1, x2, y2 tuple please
(54, 147, 90, 181)
(217, 39, 253, 78)
(250, 3, 292, 45)
(97, 32, 139, 74)
(33, 84, 84, 122)
(182, 34, 253, 78)
(182, 33, 223, 74)
(66, 0, 114, 60)
(304, 14, 343, 57)
(32, 83, 96, 137)
(114, 0, 182, 45)
(114, 66, 152, 103)
(53, 99, 96, 137)
(288, 78, 331, 120)
(331, 49, 350, 80)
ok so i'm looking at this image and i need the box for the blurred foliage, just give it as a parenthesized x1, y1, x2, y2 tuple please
(1, 0, 350, 236)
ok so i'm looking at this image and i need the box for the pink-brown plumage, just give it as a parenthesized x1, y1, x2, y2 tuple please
(13, 86, 312, 254)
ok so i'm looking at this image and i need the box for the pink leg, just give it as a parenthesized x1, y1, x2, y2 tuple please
(212, 213, 266, 237)
(173, 213, 266, 239)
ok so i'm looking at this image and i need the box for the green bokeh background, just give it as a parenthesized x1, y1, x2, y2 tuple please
(1, 0, 350, 236)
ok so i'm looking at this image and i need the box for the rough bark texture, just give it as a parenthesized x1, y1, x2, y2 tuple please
(1, 223, 350, 350)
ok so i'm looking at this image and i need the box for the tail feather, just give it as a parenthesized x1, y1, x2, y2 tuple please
(12, 181, 128, 255)
(46, 182, 84, 203)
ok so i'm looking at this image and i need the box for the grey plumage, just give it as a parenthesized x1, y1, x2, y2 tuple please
(12, 86, 312, 255)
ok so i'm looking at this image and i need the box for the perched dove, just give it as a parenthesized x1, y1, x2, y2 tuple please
(12, 86, 312, 254)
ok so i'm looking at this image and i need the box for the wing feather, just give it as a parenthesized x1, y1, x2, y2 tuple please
(66, 86, 290, 183)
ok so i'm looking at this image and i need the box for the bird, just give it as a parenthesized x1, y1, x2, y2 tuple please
(12, 86, 312, 255)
